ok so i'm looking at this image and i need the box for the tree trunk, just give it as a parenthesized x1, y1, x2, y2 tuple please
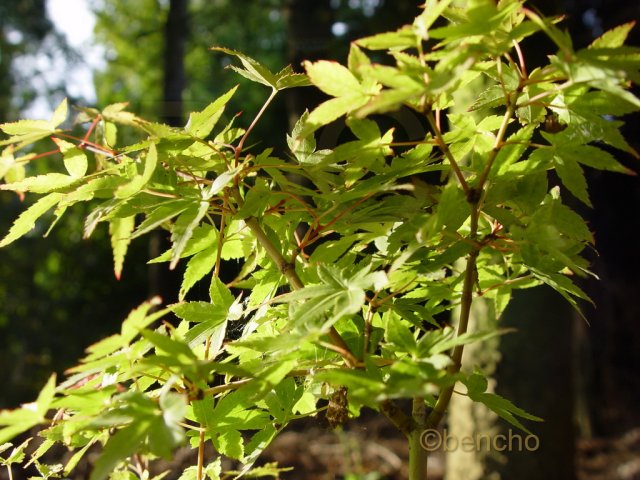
(149, 0, 189, 303)
(491, 287, 576, 480)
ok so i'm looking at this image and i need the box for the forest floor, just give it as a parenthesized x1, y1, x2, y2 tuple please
(2, 412, 639, 479)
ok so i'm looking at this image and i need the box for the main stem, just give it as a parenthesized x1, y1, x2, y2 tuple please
(409, 396, 428, 479)
(415, 85, 517, 476)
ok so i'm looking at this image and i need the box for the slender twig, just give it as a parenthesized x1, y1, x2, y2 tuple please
(512, 40, 528, 79)
(234, 88, 278, 166)
(425, 111, 471, 196)
(243, 215, 357, 365)
(214, 205, 226, 278)
(232, 185, 358, 368)
(425, 243, 479, 429)
(516, 80, 574, 108)
(475, 100, 517, 191)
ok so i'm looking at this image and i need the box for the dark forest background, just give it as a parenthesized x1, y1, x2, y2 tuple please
(1, 1, 639, 479)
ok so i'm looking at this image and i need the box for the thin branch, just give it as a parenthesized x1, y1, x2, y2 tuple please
(231, 184, 357, 368)
(516, 80, 574, 108)
(425, 111, 470, 196)
(475, 100, 517, 191)
(234, 88, 278, 166)
(512, 40, 528, 79)
(425, 242, 479, 429)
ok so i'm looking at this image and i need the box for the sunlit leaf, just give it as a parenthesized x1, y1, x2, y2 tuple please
(0, 193, 62, 247)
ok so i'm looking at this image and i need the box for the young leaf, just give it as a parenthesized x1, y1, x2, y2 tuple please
(298, 95, 368, 139)
(356, 26, 417, 50)
(0, 193, 63, 248)
(50, 98, 68, 128)
(89, 421, 149, 480)
(52, 138, 88, 178)
(589, 21, 635, 49)
(170, 201, 210, 270)
(211, 47, 277, 88)
(467, 391, 543, 434)
(0, 173, 77, 194)
(274, 65, 312, 90)
(185, 85, 238, 138)
(116, 142, 158, 198)
(179, 245, 217, 300)
(109, 215, 136, 280)
(553, 154, 591, 206)
(209, 276, 235, 308)
(170, 301, 227, 324)
(303, 60, 363, 98)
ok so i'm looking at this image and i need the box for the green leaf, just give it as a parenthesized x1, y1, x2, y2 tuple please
(0, 375, 56, 444)
(274, 65, 312, 90)
(185, 86, 238, 138)
(212, 47, 277, 88)
(131, 201, 191, 239)
(303, 60, 363, 97)
(0, 119, 54, 136)
(170, 301, 226, 324)
(356, 26, 417, 50)
(36, 374, 57, 417)
(462, 372, 488, 395)
(298, 94, 368, 139)
(50, 98, 68, 128)
(0, 193, 62, 248)
(184, 317, 227, 348)
(169, 201, 210, 270)
(109, 297, 164, 351)
(212, 429, 244, 460)
(558, 145, 634, 175)
(287, 110, 316, 163)
(209, 276, 234, 308)
(179, 245, 217, 300)
(141, 329, 197, 360)
(116, 142, 158, 198)
(0, 173, 77, 193)
(147, 392, 186, 458)
(52, 138, 88, 178)
(553, 154, 591, 206)
(109, 215, 135, 280)
(0, 438, 31, 466)
(386, 318, 417, 355)
(437, 183, 469, 230)
(205, 168, 238, 199)
(467, 391, 543, 434)
(415, 0, 455, 35)
(590, 21, 635, 49)
(90, 421, 149, 480)
(63, 439, 96, 476)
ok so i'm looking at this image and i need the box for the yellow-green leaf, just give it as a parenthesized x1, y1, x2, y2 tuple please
(109, 215, 136, 279)
(304, 60, 363, 97)
(0, 193, 63, 248)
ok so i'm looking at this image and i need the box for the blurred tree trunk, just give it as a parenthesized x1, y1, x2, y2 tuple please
(446, 299, 502, 480)
(149, 0, 189, 302)
(285, 0, 335, 125)
(163, 0, 188, 127)
(491, 287, 576, 479)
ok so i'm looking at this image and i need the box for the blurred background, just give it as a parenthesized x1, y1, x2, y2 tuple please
(1, 1, 639, 479)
